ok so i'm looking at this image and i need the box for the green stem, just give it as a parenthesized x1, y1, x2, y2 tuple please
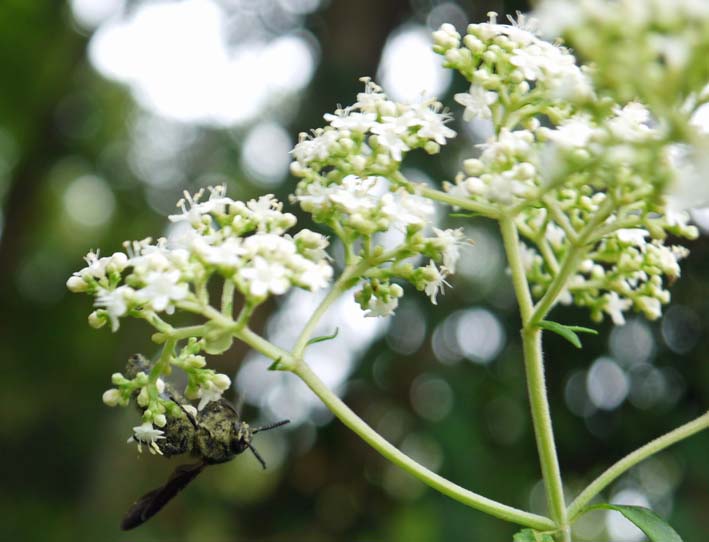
(500, 215, 569, 539)
(291, 264, 361, 359)
(529, 196, 616, 325)
(293, 362, 555, 531)
(221, 280, 234, 317)
(390, 171, 499, 220)
(567, 411, 709, 521)
(234, 326, 294, 367)
(500, 216, 534, 321)
(522, 327, 569, 539)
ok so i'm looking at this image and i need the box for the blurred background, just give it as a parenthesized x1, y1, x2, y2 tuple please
(2, 0, 709, 541)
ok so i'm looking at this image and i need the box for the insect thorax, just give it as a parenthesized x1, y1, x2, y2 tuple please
(195, 401, 246, 464)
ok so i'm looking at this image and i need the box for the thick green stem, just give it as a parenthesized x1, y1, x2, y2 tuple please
(522, 328, 570, 540)
(293, 362, 555, 531)
(500, 215, 569, 539)
(568, 411, 709, 521)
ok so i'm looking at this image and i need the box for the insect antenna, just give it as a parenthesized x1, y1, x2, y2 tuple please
(246, 442, 268, 470)
(251, 419, 290, 434)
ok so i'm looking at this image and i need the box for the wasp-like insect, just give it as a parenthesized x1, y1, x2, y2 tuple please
(121, 354, 289, 530)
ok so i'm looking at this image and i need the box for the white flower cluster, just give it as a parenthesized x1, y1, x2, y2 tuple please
(67, 186, 333, 331)
(290, 80, 467, 316)
(534, 0, 709, 109)
(291, 79, 455, 235)
(520, 219, 693, 325)
(433, 14, 593, 125)
(434, 14, 700, 325)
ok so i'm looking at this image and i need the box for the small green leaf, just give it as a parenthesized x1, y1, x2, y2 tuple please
(512, 528, 555, 542)
(306, 327, 339, 346)
(267, 358, 283, 371)
(537, 320, 598, 349)
(584, 504, 683, 542)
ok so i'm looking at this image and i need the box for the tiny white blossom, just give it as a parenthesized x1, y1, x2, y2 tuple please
(603, 291, 632, 326)
(433, 228, 465, 272)
(128, 421, 165, 455)
(423, 262, 450, 305)
(95, 286, 134, 331)
(239, 257, 290, 298)
(454, 85, 498, 121)
(616, 228, 650, 247)
(324, 110, 377, 132)
(136, 270, 189, 314)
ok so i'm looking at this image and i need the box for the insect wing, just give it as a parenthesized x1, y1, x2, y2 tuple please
(121, 461, 206, 530)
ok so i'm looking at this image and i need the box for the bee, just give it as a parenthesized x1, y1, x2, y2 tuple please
(121, 355, 289, 530)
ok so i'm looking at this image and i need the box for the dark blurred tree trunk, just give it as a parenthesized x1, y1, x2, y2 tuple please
(0, 3, 87, 287)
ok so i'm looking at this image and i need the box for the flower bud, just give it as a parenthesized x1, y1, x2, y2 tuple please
(102, 388, 121, 407)
(111, 372, 128, 385)
(108, 252, 128, 272)
(153, 414, 167, 427)
(88, 310, 106, 329)
(213, 373, 231, 391)
(137, 387, 150, 407)
(66, 275, 88, 293)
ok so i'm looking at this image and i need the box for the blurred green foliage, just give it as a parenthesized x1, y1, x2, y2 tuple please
(2, 1, 709, 541)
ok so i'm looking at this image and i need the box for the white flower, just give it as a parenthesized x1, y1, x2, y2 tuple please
(603, 291, 632, 325)
(608, 103, 654, 142)
(371, 117, 412, 161)
(543, 116, 596, 149)
(382, 189, 435, 228)
(196, 374, 231, 410)
(365, 296, 399, 318)
(330, 175, 379, 214)
(324, 110, 377, 132)
(413, 102, 457, 144)
(128, 421, 165, 455)
(616, 228, 649, 247)
(636, 296, 662, 320)
(423, 262, 450, 305)
(292, 129, 340, 165)
(296, 260, 333, 291)
(433, 228, 465, 272)
(95, 286, 134, 331)
(135, 270, 189, 314)
(454, 85, 497, 121)
(239, 257, 290, 298)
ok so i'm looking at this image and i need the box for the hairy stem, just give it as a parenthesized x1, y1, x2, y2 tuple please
(500, 215, 569, 539)
(293, 362, 556, 531)
(568, 411, 709, 521)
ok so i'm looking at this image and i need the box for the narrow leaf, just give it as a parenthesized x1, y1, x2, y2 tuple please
(564, 325, 598, 335)
(585, 504, 683, 542)
(267, 358, 283, 371)
(512, 528, 555, 542)
(306, 327, 339, 346)
(537, 320, 582, 348)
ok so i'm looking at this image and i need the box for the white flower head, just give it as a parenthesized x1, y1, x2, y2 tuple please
(239, 257, 290, 298)
(454, 85, 498, 121)
(135, 270, 189, 314)
(423, 262, 450, 305)
(128, 421, 165, 455)
(433, 228, 466, 272)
